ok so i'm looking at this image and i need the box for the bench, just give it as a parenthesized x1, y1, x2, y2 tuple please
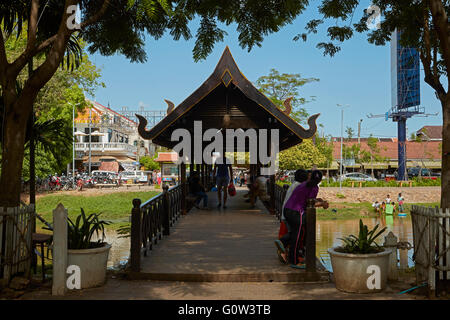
(125, 184, 143, 189)
(95, 183, 119, 189)
(397, 181, 413, 187)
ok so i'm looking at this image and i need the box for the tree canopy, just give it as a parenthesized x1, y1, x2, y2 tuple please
(278, 139, 327, 170)
(256, 68, 319, 124)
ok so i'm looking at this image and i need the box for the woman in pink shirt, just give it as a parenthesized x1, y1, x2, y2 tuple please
(283, 170, 329, 267)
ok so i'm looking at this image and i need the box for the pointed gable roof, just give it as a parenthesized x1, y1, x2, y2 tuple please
(137, 47, 319, 151)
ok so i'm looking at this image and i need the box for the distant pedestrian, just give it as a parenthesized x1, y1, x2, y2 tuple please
(157, 170, 161, 185)
(239, 173, 245, 187)
(398, 193, 405, 213)
(214, 153, 233, 209)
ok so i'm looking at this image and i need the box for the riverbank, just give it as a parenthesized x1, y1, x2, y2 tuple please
(317, 186, 441, 203)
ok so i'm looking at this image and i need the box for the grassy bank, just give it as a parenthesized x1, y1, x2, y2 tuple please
(277, 178, 441, 188)
(36, 191, 160, 231)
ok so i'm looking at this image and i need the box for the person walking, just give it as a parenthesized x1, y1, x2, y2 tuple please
(213, 153, 233, 209)
(239, 172, 245, 187)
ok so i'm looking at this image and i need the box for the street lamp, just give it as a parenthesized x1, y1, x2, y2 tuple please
(337, 104, 349, 192)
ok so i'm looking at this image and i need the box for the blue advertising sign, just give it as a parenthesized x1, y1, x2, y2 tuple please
(391, 30, 420, 109)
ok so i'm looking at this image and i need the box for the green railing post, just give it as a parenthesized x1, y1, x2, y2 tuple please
(130, 198, 142, 272)
(306, 198, 317, 273)
(162, 184, 170, 236)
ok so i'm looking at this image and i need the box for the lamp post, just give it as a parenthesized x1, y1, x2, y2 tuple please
(337, 104, 349, 192)
(89, 105, 92, 175)
(69, 102, 82, 187)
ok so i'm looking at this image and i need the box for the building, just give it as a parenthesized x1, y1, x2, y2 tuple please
(330, 137, 441, 176)
(74, 100, 156, 172)
(416, 125, 442, 141)
(154, 152, 179, 185)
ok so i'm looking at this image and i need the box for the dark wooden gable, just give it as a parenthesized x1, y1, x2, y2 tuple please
(137, 47, 319, 151)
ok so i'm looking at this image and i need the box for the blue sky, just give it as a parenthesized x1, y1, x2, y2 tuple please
(88, 2, 443, 139)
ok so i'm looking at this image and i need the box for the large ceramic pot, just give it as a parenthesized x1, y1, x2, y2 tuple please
(328, 247, 391, 293)
(67, 243, 111, 289)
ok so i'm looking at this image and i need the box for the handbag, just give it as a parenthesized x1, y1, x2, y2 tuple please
(227, 183, 236, 196)
(278, 221, 288, 239)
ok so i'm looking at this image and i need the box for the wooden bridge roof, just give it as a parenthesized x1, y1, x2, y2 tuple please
(136, 47, 319, 151)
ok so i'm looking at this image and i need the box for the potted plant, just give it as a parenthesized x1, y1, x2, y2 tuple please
(328, 219, 391, 293)
(67, 209, 111, 289)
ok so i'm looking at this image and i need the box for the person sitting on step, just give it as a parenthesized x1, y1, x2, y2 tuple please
(188, 171, 208, 210)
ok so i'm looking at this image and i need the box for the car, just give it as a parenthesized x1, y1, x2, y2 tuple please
(338, 172, 377, 182)
(120, 171, 148, 183)
(408, 167, 440, 179)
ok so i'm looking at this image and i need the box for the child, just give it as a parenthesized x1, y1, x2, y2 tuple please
(398, 193, 405, 213)
(391, 201, 397, 214)
(381, 201, 386, 214)
(372, 200, 381, 213)
(385, 194, 391, 204)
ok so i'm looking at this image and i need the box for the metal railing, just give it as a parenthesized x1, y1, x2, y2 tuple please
(130, 184, 183, 272)
(273, 184, 288, 221)
(74, 142, 137, 153)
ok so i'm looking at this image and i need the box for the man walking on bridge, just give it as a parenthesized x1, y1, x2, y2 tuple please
(214, 153, 233, 209)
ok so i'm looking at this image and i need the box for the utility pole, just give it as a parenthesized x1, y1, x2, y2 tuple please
(357, 119, 363, 144)
(88, 106, 92, 175)
(337, 104, 349, 192)
(73, 103, 75, 181)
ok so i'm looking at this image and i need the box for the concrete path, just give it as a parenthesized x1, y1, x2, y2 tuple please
(20, 278, 418, 300)
(134, 188, 328, 282)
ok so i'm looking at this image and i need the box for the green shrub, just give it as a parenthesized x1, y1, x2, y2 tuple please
(68, 208, 111, 249)
(337, 219, 387, 254)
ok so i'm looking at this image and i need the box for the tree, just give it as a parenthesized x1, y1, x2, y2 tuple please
(1, 29, 103, 180)
(315, 133, 334, 168)
(293, 0, 450, 208)
(279, 139, 327, 170)
(345, 126, 354, 140)
(256, 68, 319, 124)
(139, 155, 159, 171)
(0, 0, 309, 207)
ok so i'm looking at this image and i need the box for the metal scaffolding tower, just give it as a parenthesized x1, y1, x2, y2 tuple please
(117, 106, 166, 129)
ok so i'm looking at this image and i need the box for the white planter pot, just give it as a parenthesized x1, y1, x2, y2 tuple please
(328, 247, 392, 293)
(67, 243, 111, 289)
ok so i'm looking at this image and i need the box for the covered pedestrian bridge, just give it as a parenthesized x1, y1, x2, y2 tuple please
(129, 47, 328, 282)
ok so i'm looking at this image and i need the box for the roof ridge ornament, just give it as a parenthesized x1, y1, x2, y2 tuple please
(164, 99, 175, 114)
(283, 97, 293, 116)
(221, 69, 233, 87)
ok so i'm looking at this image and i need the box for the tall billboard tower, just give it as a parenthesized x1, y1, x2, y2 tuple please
(389, 29, 424, 180)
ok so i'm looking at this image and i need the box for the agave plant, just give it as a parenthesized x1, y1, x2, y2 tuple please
(338, 219, 387, 254)
(68, 208, 111, 250)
